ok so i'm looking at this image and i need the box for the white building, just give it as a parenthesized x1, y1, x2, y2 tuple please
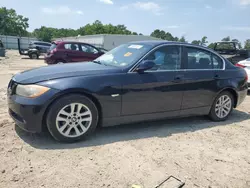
(55, 34, 161, 50)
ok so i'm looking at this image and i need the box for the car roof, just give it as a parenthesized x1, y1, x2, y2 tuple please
(32, 41, 51, 44)
(129, 40, 207, 48)
(53, 41, 92, 45)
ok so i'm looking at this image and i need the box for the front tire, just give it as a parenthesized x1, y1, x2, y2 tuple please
(209, 91, 234, 121)
(46, 94, 99, 142)
(29, 53, 39, 59)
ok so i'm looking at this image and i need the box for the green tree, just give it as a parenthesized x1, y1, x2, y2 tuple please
(179, 36, 187, 43)
(0, 7, 29, 36)
(244, 39, 250, 49)
(232, 39, 242, 49)
(208, 43, 216, 49)
(33, 26, 53, 42)
(222, 36, 230, 42)
(150, 29, 179, 41)
(201, 36, 208, 46)
(191, 40, 201, 45)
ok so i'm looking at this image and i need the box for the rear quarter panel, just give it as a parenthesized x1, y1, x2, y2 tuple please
(214, 65, 248, 106)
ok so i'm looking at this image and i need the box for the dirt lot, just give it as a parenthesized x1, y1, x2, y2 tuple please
(0, 50, 250, 188)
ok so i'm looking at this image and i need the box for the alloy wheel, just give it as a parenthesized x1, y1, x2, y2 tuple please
(215, 95, 232, 119)
(56, 103, 92, 138)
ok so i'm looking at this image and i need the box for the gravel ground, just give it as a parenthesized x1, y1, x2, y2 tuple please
(0, 50, 250, 188)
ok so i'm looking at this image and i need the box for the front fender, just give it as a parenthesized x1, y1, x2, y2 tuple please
(38, 75, 123, 118)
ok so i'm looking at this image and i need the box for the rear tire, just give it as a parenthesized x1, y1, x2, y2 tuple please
(209, 91, 234, 121)
(56, 60, 66, 64)
(46, 94, 99, 142)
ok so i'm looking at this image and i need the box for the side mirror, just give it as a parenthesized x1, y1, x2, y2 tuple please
(136, 60, 155, 73)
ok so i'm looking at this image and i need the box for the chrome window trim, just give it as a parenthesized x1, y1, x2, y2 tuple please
(128, 43, 225, 73)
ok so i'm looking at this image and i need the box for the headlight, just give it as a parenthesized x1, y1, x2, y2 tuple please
(16, 84, 50, 98)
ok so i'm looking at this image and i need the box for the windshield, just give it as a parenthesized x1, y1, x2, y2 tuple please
(95, 43, 152, 67)
(50, 43, 57, 51)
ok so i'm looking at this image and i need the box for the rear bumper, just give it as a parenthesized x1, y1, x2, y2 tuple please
(236, 88, 248, 107)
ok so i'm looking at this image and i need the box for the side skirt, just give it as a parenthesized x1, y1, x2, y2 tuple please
(102, 106, 211, 127)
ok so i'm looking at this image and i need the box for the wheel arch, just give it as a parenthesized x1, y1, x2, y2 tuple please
(42, 89, 103, 131)
(216, 87, 238, 108)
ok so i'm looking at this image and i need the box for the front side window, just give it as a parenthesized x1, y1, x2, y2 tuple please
(143, 46, 181, 71)
(187, 47, 212, 69)
(64, 43, 80, 51)
(80, 44, 98, 54)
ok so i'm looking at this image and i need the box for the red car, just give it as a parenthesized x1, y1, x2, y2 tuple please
(44, 41, 104, 64)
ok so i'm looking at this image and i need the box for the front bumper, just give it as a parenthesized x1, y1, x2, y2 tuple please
(8, 87, 60, 133)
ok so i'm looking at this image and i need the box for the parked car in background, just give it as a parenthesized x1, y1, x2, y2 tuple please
(29, 41, 51, 54)
(8, 41, 248, 142)
(44, 41, 104, 64)
(0, 40, 5, 57)
(214, 41, 250, 65)
(18, 40, 51, 59)
(236, 58, 250, 89)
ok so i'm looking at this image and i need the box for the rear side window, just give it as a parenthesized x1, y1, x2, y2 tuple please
(187, 47, 212, 69)
(212, 55, 224, 69)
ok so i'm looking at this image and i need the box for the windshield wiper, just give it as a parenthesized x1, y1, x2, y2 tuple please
(92, 60, 102, 65)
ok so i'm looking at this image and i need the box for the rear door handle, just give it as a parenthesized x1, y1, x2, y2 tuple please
(214, 74, 220, 79)
(173, 75, 183, 83)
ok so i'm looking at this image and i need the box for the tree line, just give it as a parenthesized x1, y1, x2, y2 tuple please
(1, 7, 250, 49)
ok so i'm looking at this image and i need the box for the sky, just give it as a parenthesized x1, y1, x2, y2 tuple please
(1, 0, 250, 43)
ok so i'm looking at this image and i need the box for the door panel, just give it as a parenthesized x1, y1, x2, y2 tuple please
(180, 46, 218, 111)
(121, 45, 183, 116)
(179, 70, 216, 109)
(64, 43, 82, 62)
(122, 72, 183, 115)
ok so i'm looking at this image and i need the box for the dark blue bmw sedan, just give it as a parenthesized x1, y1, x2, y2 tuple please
(7, 41, 248, 142)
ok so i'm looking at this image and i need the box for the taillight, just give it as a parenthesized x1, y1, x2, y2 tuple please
(235, 63, 246, 68)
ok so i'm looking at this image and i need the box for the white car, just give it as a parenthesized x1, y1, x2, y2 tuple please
(236, 58, 250, 89)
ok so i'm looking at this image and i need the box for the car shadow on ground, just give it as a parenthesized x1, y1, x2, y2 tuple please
(16, 109, 250, 150)
(21, 57, 45, 60)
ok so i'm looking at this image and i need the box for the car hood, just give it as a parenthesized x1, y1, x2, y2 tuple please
(13, 62, 121, 84)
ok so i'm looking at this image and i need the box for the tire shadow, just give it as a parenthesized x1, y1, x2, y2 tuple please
(16, 109, 250, 150)
(21, 57, 45, 60)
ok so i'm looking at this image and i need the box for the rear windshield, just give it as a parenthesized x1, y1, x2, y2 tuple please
(50, 43, 57, 51)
